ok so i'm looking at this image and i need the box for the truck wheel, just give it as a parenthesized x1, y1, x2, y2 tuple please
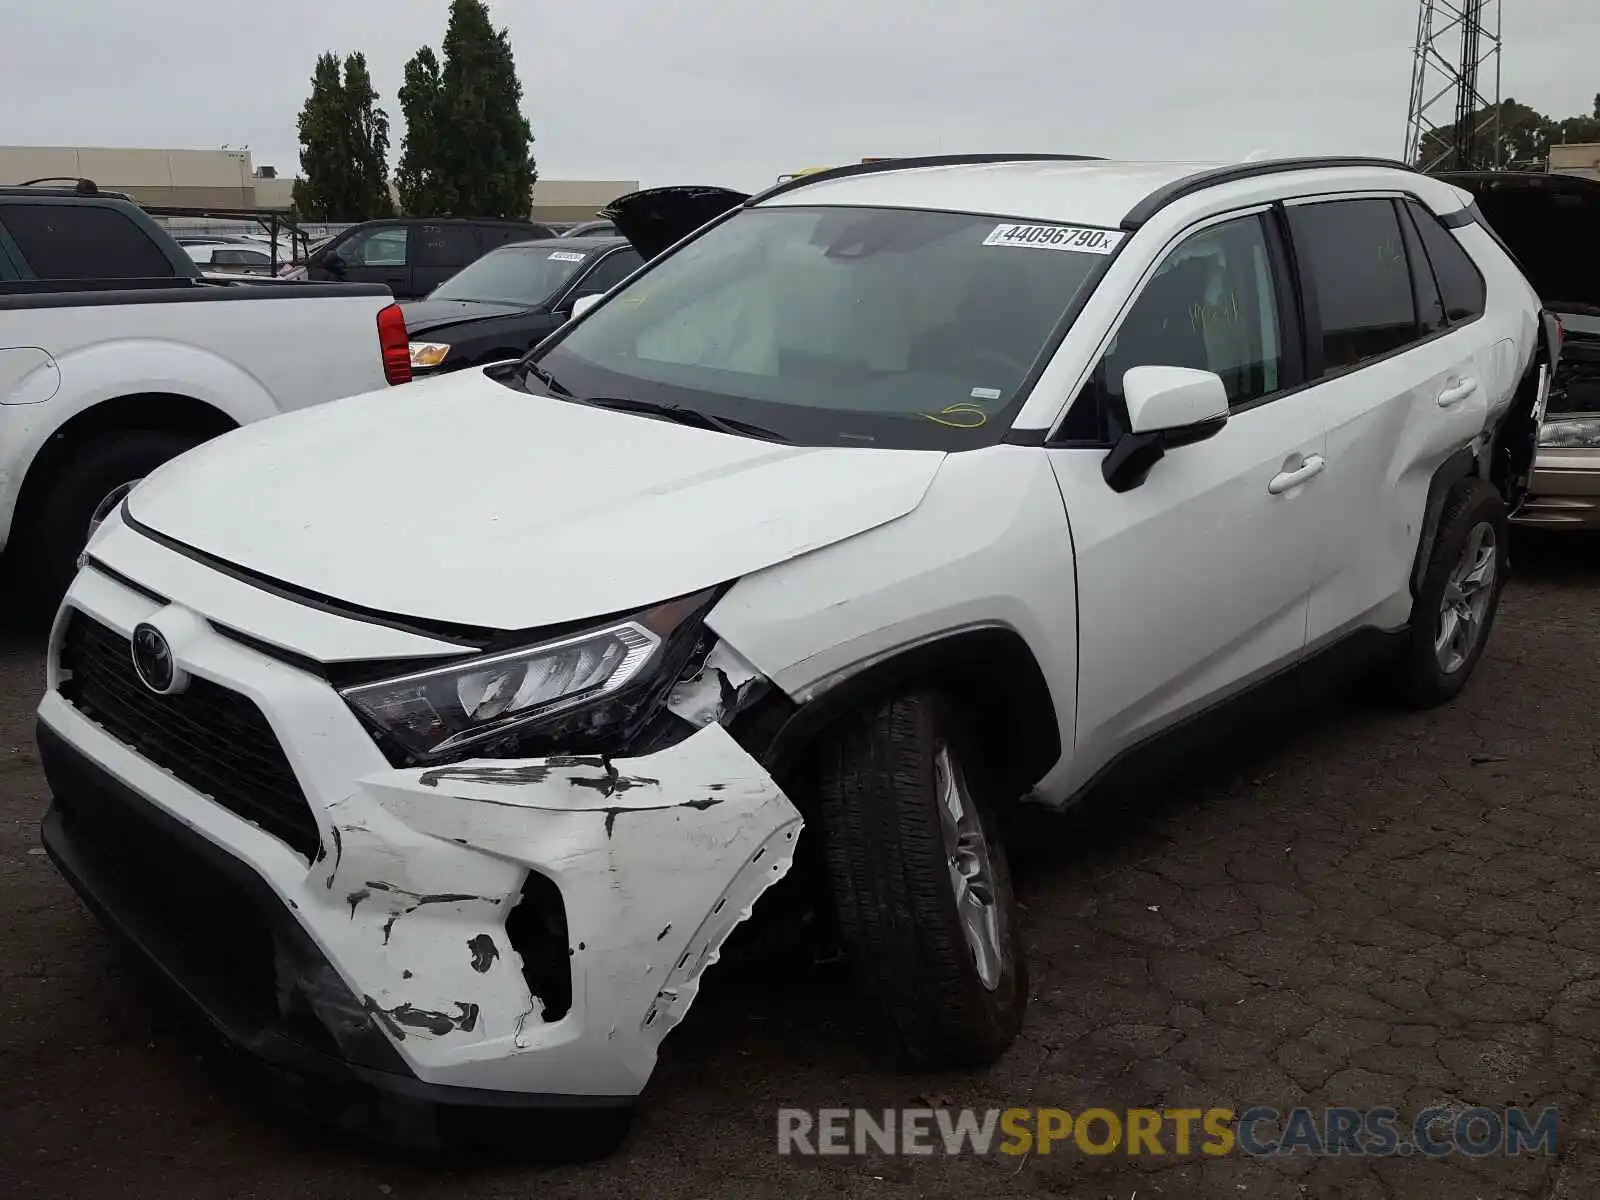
(1389, 477, 1508, 709)
(815, 690, 1027, 1068)
(15, 431, 204, 617)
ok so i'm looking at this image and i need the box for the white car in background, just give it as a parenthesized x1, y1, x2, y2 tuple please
(38, 155, 1550, 1154)
(181, 240, 276, 275)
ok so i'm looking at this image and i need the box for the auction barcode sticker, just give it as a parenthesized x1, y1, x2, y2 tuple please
(548, 251, 586, 263)
(982, 223, 1124, 254)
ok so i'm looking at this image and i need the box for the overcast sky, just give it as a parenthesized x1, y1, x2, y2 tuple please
(2, 0, 1596, 193)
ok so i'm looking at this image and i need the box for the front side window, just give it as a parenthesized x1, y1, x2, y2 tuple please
(344, 226, 407, 267)
(535, 206, 1113, 449)
(1059, 214, 1286, 442)
(431, 244, 592, 306)
(1287, 198, 1418, 374)
(570, 248, 642, 298)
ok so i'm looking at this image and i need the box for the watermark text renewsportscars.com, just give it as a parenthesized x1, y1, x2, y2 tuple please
(777, 1106, 1559, 1158)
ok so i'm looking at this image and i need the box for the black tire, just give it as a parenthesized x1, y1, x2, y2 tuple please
(815, 689, 1027, 1068)
(1389, 476, 1508, 709)
(13, 431, 204, 617)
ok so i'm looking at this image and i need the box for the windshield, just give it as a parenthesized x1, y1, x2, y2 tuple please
(431, 244, 590, 306)
(533, 206, 1113, 448)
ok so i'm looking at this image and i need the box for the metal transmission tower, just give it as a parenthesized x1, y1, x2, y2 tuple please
(1404, 0, 1504, 172)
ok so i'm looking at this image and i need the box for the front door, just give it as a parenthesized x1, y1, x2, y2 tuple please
(332, 225, 413, 296)
(1046, 210, 1326, 787)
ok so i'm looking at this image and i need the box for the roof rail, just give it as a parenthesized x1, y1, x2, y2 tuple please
(747, 153, 1105, 205)
(1119, 156, 1419, 230)
(6, 176, 134, 202)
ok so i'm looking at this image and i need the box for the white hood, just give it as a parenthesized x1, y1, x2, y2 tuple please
(127, 371, 945, 631)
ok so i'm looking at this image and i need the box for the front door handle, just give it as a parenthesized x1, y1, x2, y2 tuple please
(1268, 454, 1326, 495)
(1438, 377, 1479, 408)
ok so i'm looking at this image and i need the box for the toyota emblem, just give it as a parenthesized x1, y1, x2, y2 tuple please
(131, 622, 184, 694)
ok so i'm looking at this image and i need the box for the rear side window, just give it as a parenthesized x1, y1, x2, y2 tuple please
(417, 224, 480, 267)
(1404, 199, 1486, 323)
(0, 203, 175, 279)
(1287, 199, 1418, 374)
(1397, 202, 1447, 336)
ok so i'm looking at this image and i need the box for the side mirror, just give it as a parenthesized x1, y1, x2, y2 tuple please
(570, 293, 603, 321)
(1103, 366, 1229, 493)
(323, 253, 346, 277)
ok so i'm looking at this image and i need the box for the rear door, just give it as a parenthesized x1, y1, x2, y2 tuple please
(413, 223, 483, 294)
(1287, 195, 1495, 644)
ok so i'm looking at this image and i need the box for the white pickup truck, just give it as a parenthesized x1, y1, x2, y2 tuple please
(0, 185, 407, 613)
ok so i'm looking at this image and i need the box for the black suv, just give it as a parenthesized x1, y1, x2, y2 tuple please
(293, 217, 558, 297)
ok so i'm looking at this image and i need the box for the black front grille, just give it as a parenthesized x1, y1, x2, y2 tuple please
(57, 611, 322, 859)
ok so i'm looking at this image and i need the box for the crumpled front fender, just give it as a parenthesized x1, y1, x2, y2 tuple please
(316, 723, 802, 1095)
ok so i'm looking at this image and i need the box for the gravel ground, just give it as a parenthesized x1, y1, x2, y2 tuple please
(2, 532, 1598, 1200)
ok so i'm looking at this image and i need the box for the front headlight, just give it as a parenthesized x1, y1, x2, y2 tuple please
(1538, 417, 1600, 449)
(409, 341, 451, 370)
(340, 590, 716, 761)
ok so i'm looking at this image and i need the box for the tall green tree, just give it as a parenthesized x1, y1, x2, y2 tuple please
(396, 47, 446, 215)
(395, 0, 536, 217)
(1415, 91, 1600, 172)
(293, 51, 394, 219)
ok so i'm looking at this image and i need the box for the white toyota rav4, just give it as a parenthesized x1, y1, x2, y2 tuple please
(38, 155, 1553, 1152)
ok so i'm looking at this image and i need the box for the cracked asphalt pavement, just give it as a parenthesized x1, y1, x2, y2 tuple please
(2, 532, 1597, 1199)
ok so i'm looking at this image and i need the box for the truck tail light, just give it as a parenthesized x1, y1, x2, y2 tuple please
(378, 303, 411, 385)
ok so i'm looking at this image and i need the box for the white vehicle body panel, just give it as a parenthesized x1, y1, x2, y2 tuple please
(42, 563, 800, 1096)
(125, 373, 945, 631)
(36, 158, 1543, 1117)
(0, 289, 392, 551)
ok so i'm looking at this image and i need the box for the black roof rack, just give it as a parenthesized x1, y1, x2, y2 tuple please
(747, 153, 1105, 205)
(3, 176, 134, 202)
(1119, 156, 1420, 230)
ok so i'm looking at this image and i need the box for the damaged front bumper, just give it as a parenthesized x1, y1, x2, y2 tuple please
(36, 565, 802, 1146)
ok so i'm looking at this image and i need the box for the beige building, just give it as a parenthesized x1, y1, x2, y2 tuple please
(531, 178, 638, 222)
(0, 144, 635, 221)
(0, 144, 259, 207)
(1549, 143, 1600, 181)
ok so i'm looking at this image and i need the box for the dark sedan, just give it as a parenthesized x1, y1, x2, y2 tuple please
(402, 236, 643, 375)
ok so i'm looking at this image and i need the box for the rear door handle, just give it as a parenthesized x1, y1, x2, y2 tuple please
(1268, 454, 1326, 495)
(1438, 377, 1478, 408)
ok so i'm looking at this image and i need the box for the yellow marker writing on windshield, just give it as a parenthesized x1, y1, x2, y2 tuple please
(921, 403, 989, 429)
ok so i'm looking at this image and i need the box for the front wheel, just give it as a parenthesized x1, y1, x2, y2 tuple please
(815, 690, 1027, 1068)
(1389, 477, 1509, 709)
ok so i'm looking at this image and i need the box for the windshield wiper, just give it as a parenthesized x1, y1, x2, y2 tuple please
(578, 396, 789, 443)
(519, 360, 573, 397)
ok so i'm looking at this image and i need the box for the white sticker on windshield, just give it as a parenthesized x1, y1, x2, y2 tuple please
(970, 387, 1003, 400)
(547, 251, 586, 263)
(983, 223, 1124, 254)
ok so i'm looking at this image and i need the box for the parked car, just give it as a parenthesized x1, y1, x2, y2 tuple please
(402, 236, 643, 375)
(0, 185, 409, 614)
(36, 156, 1548, 1153)
(1438, 170, 1599, 527)
(280, 217, 558, 298)
(181, 241, 276, 275)
(560, 219, 619, 238)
